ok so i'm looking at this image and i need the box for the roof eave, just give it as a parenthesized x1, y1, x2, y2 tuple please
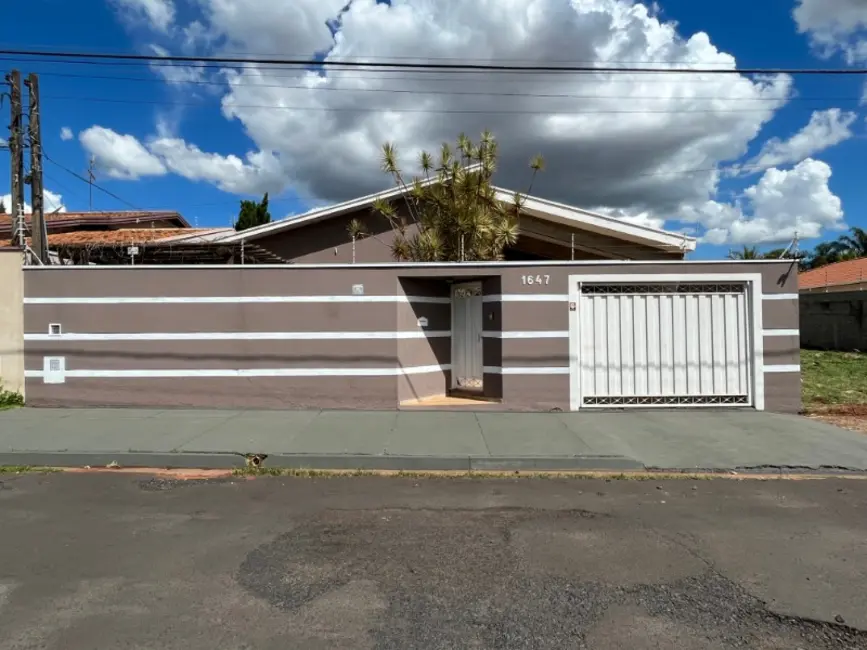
(493, 188, 696, 252)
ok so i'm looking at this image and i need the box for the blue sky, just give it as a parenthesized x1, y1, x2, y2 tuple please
(1, 0, 865, 259)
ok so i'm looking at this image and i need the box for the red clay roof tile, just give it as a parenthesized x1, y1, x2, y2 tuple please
(0, 210, 189, 233)
(799, 257, 867, 289)
(0, 228, 214, 248)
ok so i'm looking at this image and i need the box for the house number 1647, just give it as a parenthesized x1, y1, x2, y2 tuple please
(521, 274, 550, 286)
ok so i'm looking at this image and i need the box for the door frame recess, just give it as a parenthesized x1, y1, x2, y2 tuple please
(567, 273, 765, 412)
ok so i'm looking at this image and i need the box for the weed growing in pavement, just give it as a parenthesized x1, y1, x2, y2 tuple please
(0, 465, 60, 474)
(0, 386, 24, 410)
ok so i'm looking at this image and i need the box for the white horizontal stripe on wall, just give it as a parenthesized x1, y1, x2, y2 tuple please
(763, 364, 801, 373)
(23, 294, 451, 305)
(25, 364, 451, 380)
(25, 331, 451, 342)
(482, 294, 569, 303)
(481, 331, 569, 339)
(483, 366, 570, 375)
(762, 293, 799, 301)
(762, 329, 799, 337)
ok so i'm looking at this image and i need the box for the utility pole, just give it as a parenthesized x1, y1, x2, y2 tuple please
(5, 70, 25, 249)
(26, 73, 48, 264)
(87, 155, 95, 210)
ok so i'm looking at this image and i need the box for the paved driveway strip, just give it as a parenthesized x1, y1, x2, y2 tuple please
(1, 408, 866, 472)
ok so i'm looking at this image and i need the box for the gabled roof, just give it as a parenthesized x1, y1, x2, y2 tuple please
(205, 179, 696, 253)
(799, 257, 867, 290)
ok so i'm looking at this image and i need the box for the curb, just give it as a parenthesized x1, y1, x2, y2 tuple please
(0, 451, 644, 472)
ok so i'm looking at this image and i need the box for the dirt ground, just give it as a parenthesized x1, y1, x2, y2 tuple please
(807, 405, 867, 435)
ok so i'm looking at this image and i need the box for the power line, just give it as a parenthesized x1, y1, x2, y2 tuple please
(1, 42, 835, 68)
(40, 93, 831, 115)
(2, 48, 866, 75)
(43, 151, 141, 210)
(0, 56, 827, 84)
(42, 168, 88, 207)
(20, 70, 866, 103)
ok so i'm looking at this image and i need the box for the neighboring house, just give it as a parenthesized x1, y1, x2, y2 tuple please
(0, 211, 283, 265)
(799, 258, 867, 352)
(0, 210, 190, 240)
(4, 183, 801, 415)
(201, 183, 696, 262)
(799, 258, 867, 294)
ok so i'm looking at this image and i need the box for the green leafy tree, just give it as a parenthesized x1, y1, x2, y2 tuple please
(371, 130, 544, 262)
(233, 193, 271, 231)
(0, 199, 6, 214)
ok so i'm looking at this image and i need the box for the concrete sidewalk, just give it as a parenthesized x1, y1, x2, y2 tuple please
(1, 407, 867, 472)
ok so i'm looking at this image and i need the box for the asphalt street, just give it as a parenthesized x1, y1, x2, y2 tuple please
(1, 473, 866, 649)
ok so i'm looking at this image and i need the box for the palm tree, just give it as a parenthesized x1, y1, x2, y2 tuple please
(836, 227, 867, 257)
(372, 131, 545, 262)
(728, 245, 760, 260)
(805, 240, 853, 270)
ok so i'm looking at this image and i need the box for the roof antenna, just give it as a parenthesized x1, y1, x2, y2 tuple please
(779, 230, 799, 259)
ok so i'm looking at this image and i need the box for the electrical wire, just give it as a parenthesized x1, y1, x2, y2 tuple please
(2, 48, 866, 75)
(2, 56, 820, 85)
(39, 93, 833, 115)
(2, 42, 837, 67)
(17, 70, 865, 103)
(43, 152, 142, 210)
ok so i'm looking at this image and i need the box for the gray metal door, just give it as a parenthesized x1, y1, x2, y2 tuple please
(577, 282, 752, 407)
(451, 282, 483, 390)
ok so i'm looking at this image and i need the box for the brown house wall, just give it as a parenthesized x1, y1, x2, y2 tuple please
(22, 261, 800, 412)
(254, 207, 409, 264)
(396, 277, 451, 402)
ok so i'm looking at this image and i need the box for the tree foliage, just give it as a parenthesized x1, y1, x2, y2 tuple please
(727, 227, 866, 271)
(836, 226, 867, 257)
(233, 193, 271, 231)
(796, 228, 865, 270)
(362, 131, 544, 262)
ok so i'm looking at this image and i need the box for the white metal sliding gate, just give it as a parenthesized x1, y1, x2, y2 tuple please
(577, 282, 753, 407)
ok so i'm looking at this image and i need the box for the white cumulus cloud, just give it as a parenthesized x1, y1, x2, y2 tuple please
(107, 0, 852, 244)
(78, 124, 286, 195)
(79, 126, 167, 180)
(110, 0, 175, 32)
(148, 44, 207, 85)
(147, 136, 286, 194)
(1, 189, 67, 215)
(195, 0, 790, 220)
(793, 0, 867, 63)
(685, 158, 844, 245)
(745, 108, 857, 172)
(59, 127, 74, 141)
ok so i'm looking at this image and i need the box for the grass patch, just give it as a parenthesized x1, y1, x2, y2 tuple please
(801, 349, 867, 407)
(0, 465, 60, 474)
(0, 387, 24, 410)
